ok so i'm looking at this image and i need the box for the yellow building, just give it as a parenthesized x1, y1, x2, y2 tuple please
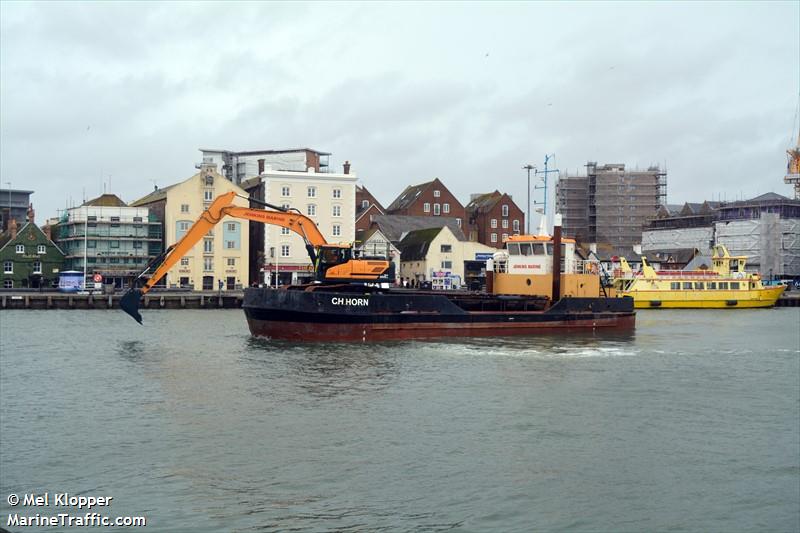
(132, 164, 249, 290)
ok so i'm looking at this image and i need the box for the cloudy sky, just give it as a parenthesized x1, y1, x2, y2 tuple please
(1, 1, 798, 224)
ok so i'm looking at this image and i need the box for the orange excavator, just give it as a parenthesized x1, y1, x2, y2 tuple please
(120, 191, 395, 323)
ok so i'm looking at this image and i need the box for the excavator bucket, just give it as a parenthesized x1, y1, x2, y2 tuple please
(120, 289, 144, 324)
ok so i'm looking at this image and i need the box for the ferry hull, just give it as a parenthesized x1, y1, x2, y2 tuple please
(624, 286, 785, 309)
(243, 288, 635, 342)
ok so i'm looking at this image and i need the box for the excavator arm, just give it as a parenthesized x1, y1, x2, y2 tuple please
(120, 191, 393, 324)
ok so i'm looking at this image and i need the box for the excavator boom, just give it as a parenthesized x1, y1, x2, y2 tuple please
(120, 191, 393, 324)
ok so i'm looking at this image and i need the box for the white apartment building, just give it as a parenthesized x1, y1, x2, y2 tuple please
(199, 148, 331, 184)
(262, 166, 357, 285)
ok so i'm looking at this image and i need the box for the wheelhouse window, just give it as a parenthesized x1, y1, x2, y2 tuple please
(670, 282, 680, 290)
(682, 282, 693, 290)
(694, 282, 704, 290)
(719, 282, 729, 289)
(707, 282, 717, 289)
(730, 282, 740, 290)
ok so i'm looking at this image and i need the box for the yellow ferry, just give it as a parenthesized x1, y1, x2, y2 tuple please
(613, 245, 785, 308)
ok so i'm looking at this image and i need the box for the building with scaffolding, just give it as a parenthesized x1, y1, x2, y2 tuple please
(556, 162, 666, 255)
(642, 192, 800, 278)
(198, 148, 331, 184)
(55, 194, 163, 289)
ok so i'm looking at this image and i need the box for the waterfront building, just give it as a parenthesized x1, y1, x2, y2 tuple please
(131, 165, 249, 290)
(397, 225, 494, 288)
(385, 178, 466, 230)
(556, 162, 667, 255)
(258, 163, 356, 286)
(0, 188, 33, 233)
(0, 207, 64, 289)
(199, 147, 331, 184)
(368, 215, 466, 247)
(55, 194, 162, 289)
(465, 191, 525, 248)
(355, 185, 385, 233)
(642, 192, 800, 277)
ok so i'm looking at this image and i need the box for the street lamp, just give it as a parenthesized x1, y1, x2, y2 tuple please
(522, 165, 535, 234)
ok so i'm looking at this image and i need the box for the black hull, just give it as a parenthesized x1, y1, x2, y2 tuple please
(242, 287, 635, 342)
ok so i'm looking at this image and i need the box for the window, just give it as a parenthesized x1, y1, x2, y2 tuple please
(333, 188, 342, 199)
(456, 218, 462, 227)
(443, 203, 450, 214)
(110, 216, 120, 227)
(441, 261, 452, 269)
(731, 282, 740, 290)
(16, 244, 24, 254)
(694, 282, 704, 290)
(491, 219, 497, 228)
(37, 244, 46, 254)
(3, 280, 11, 288)
(682, 282, 692, 290)
(109, 241, 120, 249)
(226, 241, 235, 249)
(204, 239, 213, 253)
(707, 282, 717, 289)
(670, 282, 681, 290)
(307, 186, 316, 198)
(307, 204, 316, 216)
(332, 224, 341, 237)
(332, 205, 341, 217)
(502, 219, 508, 229)
(513, 220, 520, 231)
(204, 189, 214, 202)
(281, 203, 290, 210)
(423, 203, 430, 213)
(361, 200, 369, 209)
(179, 221, 190, 231)
(281, 186, 290, 197)
(491, 233, 497, 243)
(281, 245, 290, 257)
(87, 216, 97, 222)
(227, 258, 236, 266)
(440, 244, 452, 253)
(227, 223, 236, 232)
(502, 205, 509, 217)
(434, 190, 441, 197)
(3, 261, 12, 274)
(281, 227, 290, 235)
(133, 241, 142, 249)
(133, 216, 143, 223)
(434, 203, 441, 215)
(502, 233, 509, 242)
(109, 258, 119, 264)
(203, 257, 213, 271)
(719, 282, 729, 289)
(180, 258, 189, 266)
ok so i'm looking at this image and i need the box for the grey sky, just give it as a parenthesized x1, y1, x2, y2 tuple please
(1, 1, 798, 226)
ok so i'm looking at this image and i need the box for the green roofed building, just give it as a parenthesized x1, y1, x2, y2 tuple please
(0, 209, 65, 289)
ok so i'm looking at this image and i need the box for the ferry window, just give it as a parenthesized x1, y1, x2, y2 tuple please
(670, 282, 680, 290)
(719, 282, 729, 289)
(707, 282, 717, 289)
(695, 282, 704, 290)
(731, 282, 740, 290)
(533, 243, 546, 255)
(507, 243, 520, 255)
(682, 282, 692, 290)
(520, 243, 533, 256)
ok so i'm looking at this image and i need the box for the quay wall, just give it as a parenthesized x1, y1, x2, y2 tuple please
(0, 291, 244, 311)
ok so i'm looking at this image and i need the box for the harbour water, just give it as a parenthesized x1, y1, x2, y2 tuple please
(1, 308, 798, 532)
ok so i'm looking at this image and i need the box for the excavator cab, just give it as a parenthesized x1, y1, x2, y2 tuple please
(315, 244, 395, 284)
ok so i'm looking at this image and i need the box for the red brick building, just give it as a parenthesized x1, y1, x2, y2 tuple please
(385, 178, 466, 231)
(465, 191, 525, 248)
(355, 185, 385, 233)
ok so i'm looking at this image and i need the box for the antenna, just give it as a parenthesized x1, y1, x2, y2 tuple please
(534, 153, 559, 231)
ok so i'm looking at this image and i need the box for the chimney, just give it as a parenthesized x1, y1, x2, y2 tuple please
(43, 224, 52, 241)
(9, 218, 17, 240)
(26, 203, 34, 224)
(258, 159, 265, 174)
(343, 160, 351, 174)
